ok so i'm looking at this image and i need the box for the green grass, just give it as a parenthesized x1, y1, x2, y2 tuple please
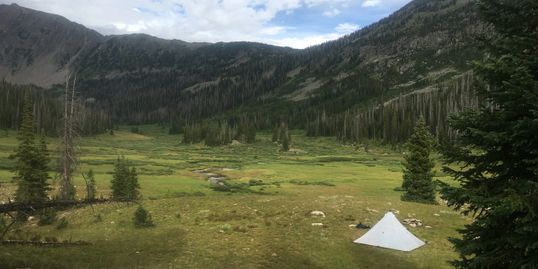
(0, 126, 469, 269)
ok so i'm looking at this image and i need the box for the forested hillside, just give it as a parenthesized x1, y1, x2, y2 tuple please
(0, 0, 486, 142)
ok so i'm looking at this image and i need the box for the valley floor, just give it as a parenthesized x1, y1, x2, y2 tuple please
(0, 126, 468, 269)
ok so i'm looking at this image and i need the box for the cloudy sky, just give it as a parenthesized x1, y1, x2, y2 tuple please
(2, 0, 412, 49)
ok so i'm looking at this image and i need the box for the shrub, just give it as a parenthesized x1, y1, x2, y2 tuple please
(133, 206, 154, 228)
(92, 214, 103, 223)
(56, 217, 68, 229)
(38, 208, 57, 225)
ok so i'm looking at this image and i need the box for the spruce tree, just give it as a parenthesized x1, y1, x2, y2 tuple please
(281, 132, 290, 151)
(441, 1, 538, 268)
(401, 117, 435, 203)
(126, 167, 140, 200)
(133, 205, 153, 228)
(280, 125, 291, 151)
(10, 93, 50, 204)
(271, 125, 279, 142)
(111, 157, 139, 201)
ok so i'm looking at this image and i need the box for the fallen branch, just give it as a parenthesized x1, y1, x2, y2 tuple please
(0, 240, 90, 246)
(0, 199, 112, 213)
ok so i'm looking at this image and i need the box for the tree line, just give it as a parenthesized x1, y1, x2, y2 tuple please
(0, 81, 112, 136)
(183, 120, 256, 146)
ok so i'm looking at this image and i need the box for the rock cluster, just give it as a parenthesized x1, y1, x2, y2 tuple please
(403, 218, 423, 228)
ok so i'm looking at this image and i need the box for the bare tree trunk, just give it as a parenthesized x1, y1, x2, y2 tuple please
(59, 73, 77, 200)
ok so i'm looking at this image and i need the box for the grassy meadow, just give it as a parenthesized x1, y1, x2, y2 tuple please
(0, 126, 469, 269)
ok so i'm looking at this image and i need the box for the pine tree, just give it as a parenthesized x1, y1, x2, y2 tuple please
(111, 156, 139, 201)
(272, 125, 279, 142)
(133, 205, 153, 228)
(126, 167, 140, 200)
(281, 126, 290, 152)
(440, 1, 538, 268)
(401, 117, 435, 203)
(10, 93, 50, 204)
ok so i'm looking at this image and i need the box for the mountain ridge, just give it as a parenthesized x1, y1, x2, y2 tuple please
(0, 0, 485, 143)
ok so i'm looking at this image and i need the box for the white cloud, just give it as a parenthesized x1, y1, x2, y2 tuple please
(335, 23, 361, 34)
(361, 0, 411, 8)
(1, 0, 409, 48)
(265, 23, 360, 49)
(322, 8, 340, 17)
(362, 0, 381, 7)
(266, 33, 341, 49)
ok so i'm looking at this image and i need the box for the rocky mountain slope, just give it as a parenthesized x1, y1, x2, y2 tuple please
(0, 0, 486, 141)
(0, 4, 102, 87)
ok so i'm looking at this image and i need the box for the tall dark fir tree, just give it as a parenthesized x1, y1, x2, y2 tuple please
(441, 1, 538, 268)
(401, 117, 436, 203)
(110, 156, 140, 201)
(10, 93, 50, 204)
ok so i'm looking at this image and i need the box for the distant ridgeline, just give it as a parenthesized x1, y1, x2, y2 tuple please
(0, 0, 486, 142)
(0, 82, 112, 135)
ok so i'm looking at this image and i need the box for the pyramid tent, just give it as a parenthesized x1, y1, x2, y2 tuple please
(353, 212, 425, 251)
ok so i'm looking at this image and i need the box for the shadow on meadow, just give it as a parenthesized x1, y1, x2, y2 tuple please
(0, 228, 187, 269)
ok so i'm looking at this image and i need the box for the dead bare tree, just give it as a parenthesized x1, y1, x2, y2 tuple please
(58, 73, 78, 200)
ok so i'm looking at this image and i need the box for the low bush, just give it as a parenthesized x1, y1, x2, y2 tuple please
(38, 208, 57, 225)
(133, 206, 154, 228)
(56, 217, 68, 229)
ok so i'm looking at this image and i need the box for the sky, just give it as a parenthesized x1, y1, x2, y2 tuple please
(2, 0, 412, 49)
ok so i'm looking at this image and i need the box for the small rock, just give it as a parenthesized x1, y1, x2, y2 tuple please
(366, 207, 379, 213)
(434, 213, 440, 217)
(403, 218, 423, 227)
(272, 253, 278, 257)
(310, 211, 326, 218)
(425, 226, 432, 229)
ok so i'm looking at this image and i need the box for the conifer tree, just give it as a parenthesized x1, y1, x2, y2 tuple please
(126, 167, 140, 200)
(111, 157, 139, 201)
(401, 117, 435, 203)
(133, 205, 153, 228)
(281, 124, 290, 152)
(10, 93, 50, 204)
(272, 125, 280, 143)
(281, 134, 289, 151)
(441, 1, 538, 268)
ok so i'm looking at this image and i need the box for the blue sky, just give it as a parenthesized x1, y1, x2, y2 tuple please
(2, 0, 412, 48)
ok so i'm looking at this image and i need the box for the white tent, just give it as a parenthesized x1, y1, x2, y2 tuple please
(353, 212, 425, 251)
